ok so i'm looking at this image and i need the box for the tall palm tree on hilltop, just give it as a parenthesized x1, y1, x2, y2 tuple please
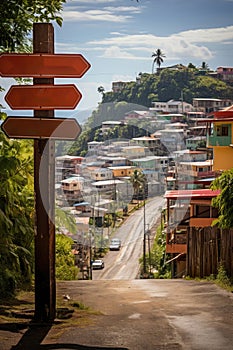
(151, 49, 166, 73)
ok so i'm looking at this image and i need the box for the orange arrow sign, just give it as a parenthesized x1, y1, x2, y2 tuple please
(1, 117, 82, 139)
(5, 85, 82, 110)
(0, 53, 91, 78)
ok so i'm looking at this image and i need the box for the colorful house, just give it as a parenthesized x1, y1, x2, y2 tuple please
(207, 107, 233, 171)
(164, 189, 220, 278)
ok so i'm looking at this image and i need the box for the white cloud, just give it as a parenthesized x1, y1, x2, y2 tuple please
(101, 46, 137, 59)
(110, 32, 126, 36)
(176, 26, 233, 44)
(86, 25, 233, 61)
(111, 73, 136, 82)
(63, 9, 132, 22)
(104, 6, 141, 13)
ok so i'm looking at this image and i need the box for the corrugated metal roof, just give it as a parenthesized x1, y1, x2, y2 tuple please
(164, 189, 220, 199)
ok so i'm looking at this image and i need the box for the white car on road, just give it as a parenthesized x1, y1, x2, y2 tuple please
(92, 259, 105, 269)
(109, 238, 121, 251)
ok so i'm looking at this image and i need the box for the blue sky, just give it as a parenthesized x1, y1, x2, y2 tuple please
(1, 0, 233, 119)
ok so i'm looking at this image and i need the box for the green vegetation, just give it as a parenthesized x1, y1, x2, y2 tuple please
(1, 0, 233, 296)
(216, 263, 232, 290)
(140, 220, 171, 279)
(0, 290, 99, 330)
(201, 263, 233, 292)
(0, 0, 67, 298)
(68, 69, 233, 157)
(0, 133, 34, 297)
(130, 169, 147, 204)
(211, 168, 233, 228)
(150, 223, 171, 279)
(0, 0, 65, 52)
(101, 70, 233, 108)
(56, 234, 79, 281)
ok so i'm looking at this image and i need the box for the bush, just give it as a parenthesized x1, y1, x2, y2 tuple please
(216, 263, 231, 287)
(56, 234, 79, 280)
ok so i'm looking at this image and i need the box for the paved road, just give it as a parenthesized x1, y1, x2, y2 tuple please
(93, 196, 165, 280)
(2, 197, 232, 349)
(3, 279, 233, 350)
(58, 279, 233, 350)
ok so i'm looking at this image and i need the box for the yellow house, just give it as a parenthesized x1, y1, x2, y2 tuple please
(207, 108, 233, 171)
(108, 165, 138, 178)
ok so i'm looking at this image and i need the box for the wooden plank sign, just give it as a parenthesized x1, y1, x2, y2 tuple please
(5, 84, 82, 110)
(1, 117, 82, 140)
(0, 53, 91, 78)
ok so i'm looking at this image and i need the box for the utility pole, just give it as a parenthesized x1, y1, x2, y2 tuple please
(143, 199, 146, 276)
(89, 231, 93, 280)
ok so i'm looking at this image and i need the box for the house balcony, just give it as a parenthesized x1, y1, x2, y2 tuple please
(207, 134, 231, 147)
(178, 169, 215, 178)
(166, 229, 187, 254)
(189, 217, 216, 227)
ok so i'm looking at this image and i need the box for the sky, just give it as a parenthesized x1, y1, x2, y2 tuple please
(1, 0, 233, 120)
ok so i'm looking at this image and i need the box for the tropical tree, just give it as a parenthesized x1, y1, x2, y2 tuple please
(201, 61, 210, 71)
(0, 130, 34, 297)
(97, 86, 105, 95)
(130, 169, 147, 204)
(188, 63, 197, 69)
(210, 169, 233, 228)
(0, 0, 66, 297)
(0, 0, 65, 52)
(151, 49, 166, 73)
(55, 234, 79, 281)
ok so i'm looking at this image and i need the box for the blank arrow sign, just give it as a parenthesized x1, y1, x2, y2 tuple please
(1, 117, 82, 140)
(5, 85, 82, 110)
(0, 53, 91, 78)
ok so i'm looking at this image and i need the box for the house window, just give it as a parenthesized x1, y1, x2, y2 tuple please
(222, 126, 229, 136)
(216, 125, 229, 136)
(196, 205, 210, 218)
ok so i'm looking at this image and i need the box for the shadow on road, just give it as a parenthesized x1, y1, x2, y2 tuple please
(0, 322, 128, 350)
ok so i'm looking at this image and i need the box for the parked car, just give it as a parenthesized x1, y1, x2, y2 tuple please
(92, 259, 105, 269)
(109, 238, 121, 251)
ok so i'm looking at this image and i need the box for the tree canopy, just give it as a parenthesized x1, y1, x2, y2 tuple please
(101, 69, 233, 108)
(0, 0, 66, 297)
(0, 0, 65, 52)
(211, 169, 233, 228)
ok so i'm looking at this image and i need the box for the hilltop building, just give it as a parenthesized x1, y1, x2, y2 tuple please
(193, 98, 232, 114)
(151, 99, 194, 114)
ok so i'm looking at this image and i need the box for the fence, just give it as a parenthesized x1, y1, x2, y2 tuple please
(187, 227, 233, 278)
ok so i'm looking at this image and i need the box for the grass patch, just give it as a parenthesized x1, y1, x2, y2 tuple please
(0, 290, 101, 332)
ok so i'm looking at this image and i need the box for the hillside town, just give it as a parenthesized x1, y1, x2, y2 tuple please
(56, 85, 233, 280)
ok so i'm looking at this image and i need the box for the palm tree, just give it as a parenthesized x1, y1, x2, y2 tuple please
(97, 86, 105, 96)
(201, 61, 209, 71)
(151, 49, 166, 73)
(130, 169, 147, 205)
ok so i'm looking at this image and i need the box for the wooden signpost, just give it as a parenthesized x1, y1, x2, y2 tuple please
(1, 23, 90, 322)
(5, 84, 82, 110)
(0, 53, 91, 78)
(1, 117, 81, 139)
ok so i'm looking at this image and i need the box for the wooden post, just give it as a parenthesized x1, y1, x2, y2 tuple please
(33, 23, 56, 322)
